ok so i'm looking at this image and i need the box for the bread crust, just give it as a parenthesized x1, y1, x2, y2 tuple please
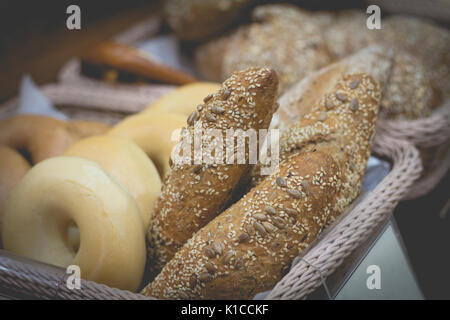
(148, 67, 279, 273)
(221, 5, 333, 93)
(142, 73, 380, 299)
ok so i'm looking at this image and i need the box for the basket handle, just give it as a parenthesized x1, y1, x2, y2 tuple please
(266, 134, 422, 299)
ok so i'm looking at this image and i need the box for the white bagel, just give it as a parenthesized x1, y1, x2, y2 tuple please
(108, 111, 186, 177)
(142, 82, 221, 116)
(64, 135, 162, 230)
(1, 157, 146, 292)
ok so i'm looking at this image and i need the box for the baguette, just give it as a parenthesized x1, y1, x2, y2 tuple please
(148, 67, 279, 273)
(142, 72, 381, 299)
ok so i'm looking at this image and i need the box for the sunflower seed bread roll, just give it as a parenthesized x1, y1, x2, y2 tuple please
(148, 67, 279, 273)
(142, 73, 381, 299)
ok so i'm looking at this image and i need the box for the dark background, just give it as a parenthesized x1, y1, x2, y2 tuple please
(0, 0, 449, 299)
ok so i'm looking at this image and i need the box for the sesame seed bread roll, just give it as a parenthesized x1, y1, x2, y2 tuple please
(148, 67, 279, 273)
(274, 45, 392, 131)
(142, 73, 381, 299)
(221, 4, 334, 93)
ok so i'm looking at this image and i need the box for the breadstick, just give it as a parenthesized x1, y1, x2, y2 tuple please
(142, 72, 380, 299)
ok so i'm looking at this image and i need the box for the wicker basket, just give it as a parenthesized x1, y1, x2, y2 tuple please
(376, 102, 450, 199)
(0, 10, 429, 300)
(0, 132, 422, 299)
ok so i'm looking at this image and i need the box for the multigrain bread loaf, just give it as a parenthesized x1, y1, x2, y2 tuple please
(148, 67, 279, 273)
(323, 10, 378, 59)
(164, 0, 253, 41)
(142, 72, 381, 299)
(273, 45, 392, 131)
(380, 49, 442, 120)
(380, 16, 450, 102)
(196, 4, 333, 93)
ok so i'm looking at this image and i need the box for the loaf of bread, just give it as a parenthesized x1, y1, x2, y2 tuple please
(380, 16, 450, 101)
(274, 45, 392, 131)
(196, 4, 333, 93)
(164, 0, 253, 41)
(323, 10, 378, 59)
(142, 72, 381, 299)
(148, 67, 279, 273)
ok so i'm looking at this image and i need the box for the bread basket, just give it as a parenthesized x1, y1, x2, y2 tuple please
(376, 102, 450, 199)
(0, 10, 426, 300)
(0, 128, 422, 299)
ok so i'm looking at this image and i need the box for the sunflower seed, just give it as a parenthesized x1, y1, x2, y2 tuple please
(189, 275, 197, 289)
(285, 208, 297, 216)
(265, 205, 277, 215)
(254, 213, 267, 221)
(246, 224, 255, 236)
(191, 164, 202, 174)
(203, 94, 213, 103)
(187, 111, 199, 126)
(198, 272, 213, 282)
(350, 98, 359, 111)
(336, 93, 347, 102)
(203, 246, 216, 258)
(222, 250, 235, 264)
(205, 112, 216, 122)
(350, 79, 360, 89)
(211, 241, 224, 255)
(301, 181, 310, 194)
(272, 217, 286, 229)
(287, 189, 301, 199)
(234, 257, 244, 270)
(222, 89, 231, 100)
(301, 234, 308, 242)
(212, 105, 225, 114)
(197, 104, 204, 112)
(318, 112, 327, 121)
(205, 262, 215, 274)
(262, 221, 276, 233)
(254, 221, 267, 236)
(238, 233, 249, 243)
(276, 177, 287, 187)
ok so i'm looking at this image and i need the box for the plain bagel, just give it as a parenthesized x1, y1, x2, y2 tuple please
(108, 111, 186, 178)
(1, 157, 146, 291)
(64, 135, 162, 230)
(0, 145, 31, 239)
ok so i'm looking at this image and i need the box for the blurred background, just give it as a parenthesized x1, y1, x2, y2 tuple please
(0, 0, 449, 299)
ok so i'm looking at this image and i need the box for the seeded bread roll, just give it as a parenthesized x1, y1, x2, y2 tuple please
(274, 45, 392, 131)
(148, 67, 279, 273)
(323, 10, 378, 59)
(380, 49, 442, 120)
(195, 33, 235, 82)
(164, 0, 253, 41)
(220, 4, 334, 93)
(142, 73, 381, 299)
